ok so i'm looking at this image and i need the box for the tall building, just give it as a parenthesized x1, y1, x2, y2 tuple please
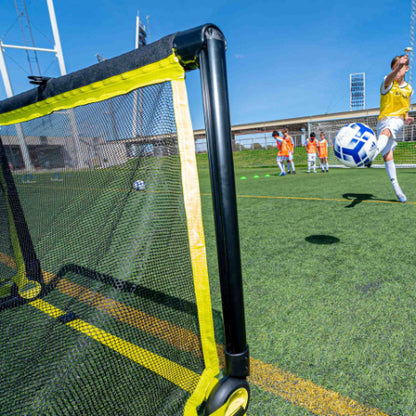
(350, 72, 365, 111)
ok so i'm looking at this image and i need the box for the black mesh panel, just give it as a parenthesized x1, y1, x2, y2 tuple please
(0, 82, 205, 415)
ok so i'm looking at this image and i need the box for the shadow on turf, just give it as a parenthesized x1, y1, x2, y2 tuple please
(305, 235, 340, 245)
(54, 264, 226, 343)
(56, 263, 199, 315)
(0, 262, 226, 344)
(342, 193, 375, 208)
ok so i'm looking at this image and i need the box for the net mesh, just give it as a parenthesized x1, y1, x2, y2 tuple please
(308, 110, 416, 167)
(0, 81, 209, 415)
(0, 174, 15, 294)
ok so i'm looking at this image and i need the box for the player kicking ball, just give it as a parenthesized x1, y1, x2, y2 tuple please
(367, 53, 414, 203)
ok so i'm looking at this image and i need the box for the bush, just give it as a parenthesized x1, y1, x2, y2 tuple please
(251, 143, 263, 150)
(233, 143, 245, 151)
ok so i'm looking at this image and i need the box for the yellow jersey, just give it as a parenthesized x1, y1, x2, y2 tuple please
(379, 79, 413, 120)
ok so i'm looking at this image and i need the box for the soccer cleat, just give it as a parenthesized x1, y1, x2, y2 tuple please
(279, 172, 286, 176)
(287, 171, 291, 174)
(293, 171, 296, 174)
(393, 183, 407, 203)
(364, 161, 372, 168)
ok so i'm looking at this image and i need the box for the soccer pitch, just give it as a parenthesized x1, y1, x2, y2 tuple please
(2, 158, 416, 415)
(198, 159, 416, 415)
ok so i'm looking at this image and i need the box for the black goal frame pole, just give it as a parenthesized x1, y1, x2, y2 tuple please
(0, 137, 42, 291)
(174, 25, 249, 380)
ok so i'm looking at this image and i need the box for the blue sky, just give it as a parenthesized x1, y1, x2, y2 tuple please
(0, 0, 413, 130)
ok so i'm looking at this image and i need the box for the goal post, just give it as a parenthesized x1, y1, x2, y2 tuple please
(0, 137, 43, 309)
(0, 24, 249, 416)
(308, 110, 416, 168)
(176, 25, 250, 412)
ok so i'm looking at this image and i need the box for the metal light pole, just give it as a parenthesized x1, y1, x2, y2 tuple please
(0, 41, 33, 170)
(0, 0, 85, 169)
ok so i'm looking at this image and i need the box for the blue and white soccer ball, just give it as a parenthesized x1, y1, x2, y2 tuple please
(333, 123, 377, 167)
(133, 179, 146, 191)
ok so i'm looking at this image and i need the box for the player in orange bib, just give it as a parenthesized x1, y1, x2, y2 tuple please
(272, 130, 289, 176)
(317, 131, 329, 172)
(283, 128, 296, 174)
(304, 132, 317, 173)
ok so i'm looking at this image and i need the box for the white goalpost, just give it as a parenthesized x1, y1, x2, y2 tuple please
(308, 109, 416, 168)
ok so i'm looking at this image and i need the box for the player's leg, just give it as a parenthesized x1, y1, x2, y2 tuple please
(277, 157, 285, 175)
(307, 154, 311, 173)
(312, 155, 317, 173)
(365, 121, 391, 167)
(377, 128, 391, 157)
(319, 157, 324, 172)
(281, 157, 287, 175)
(383, 146, 406, 202)
(276, 157, 282, 173)
(377, 120, 406, 202)
(367, 117, 393, 166)
(291, 155, 296, 174)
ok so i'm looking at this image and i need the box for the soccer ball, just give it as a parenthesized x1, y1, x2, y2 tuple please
(133, 180, 146, 191)
(333, 123, 377, 167)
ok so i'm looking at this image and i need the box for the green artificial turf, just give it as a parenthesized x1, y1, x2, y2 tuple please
(198, 162, 416, 415)
(2, 156, 416, 415)
(194, 141, 416, 170)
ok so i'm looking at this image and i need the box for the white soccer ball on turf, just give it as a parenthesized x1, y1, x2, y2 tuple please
(133, 180, 146, 191)
(333, 123, 377, 167)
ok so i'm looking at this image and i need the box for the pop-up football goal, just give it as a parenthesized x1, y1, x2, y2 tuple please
(0, 24, 249, 416)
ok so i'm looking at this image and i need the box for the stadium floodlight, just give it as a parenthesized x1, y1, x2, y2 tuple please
(350, 72, 365, 111)
(0, 24, 249, 415)
(403, 47, 413, 87)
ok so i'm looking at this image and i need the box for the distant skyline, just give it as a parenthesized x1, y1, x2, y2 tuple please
(0, 0, 413, 130)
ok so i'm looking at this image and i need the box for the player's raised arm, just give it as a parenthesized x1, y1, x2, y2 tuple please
(384, 55, 409, 89)
(405, 113, 414, 125)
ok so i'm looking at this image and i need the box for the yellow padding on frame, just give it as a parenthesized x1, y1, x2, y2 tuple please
(29, 298, 200, 394)
(172, 78, 221, 415)
(0, 53, 185, 126)
(172, 79, 219, 372)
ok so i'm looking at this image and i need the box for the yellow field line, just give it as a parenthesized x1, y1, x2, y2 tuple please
(201, 192, 415, 205)
(29, 298, 199, 393)
(1, 254, 389, 415)
(248, 357, 388, 416)
(0, 252, 16, 268)
(19, 181, 413, 205)
(4, 254, 204, 357)
(51, 276, 204, 357)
